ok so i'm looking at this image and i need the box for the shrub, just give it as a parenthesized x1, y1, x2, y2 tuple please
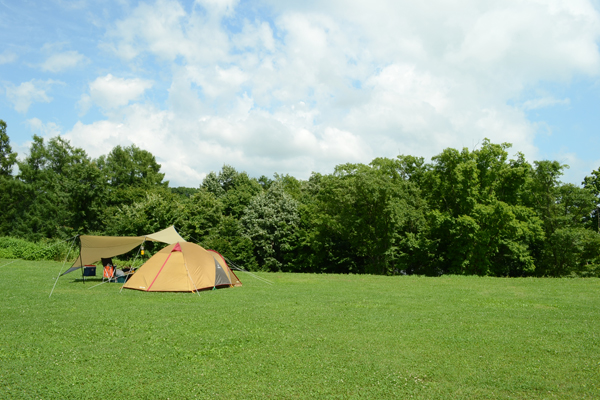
(0, 236, 77, 261)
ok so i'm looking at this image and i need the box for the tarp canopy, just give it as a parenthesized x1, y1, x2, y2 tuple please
(62, 226, 186, 275)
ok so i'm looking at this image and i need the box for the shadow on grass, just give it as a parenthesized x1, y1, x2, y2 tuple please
(70, 278, 109, 283)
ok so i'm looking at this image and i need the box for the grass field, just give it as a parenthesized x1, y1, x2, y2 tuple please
(0, 259, 599, 399)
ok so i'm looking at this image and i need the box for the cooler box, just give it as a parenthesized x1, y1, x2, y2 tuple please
(83, 266, 96, 276)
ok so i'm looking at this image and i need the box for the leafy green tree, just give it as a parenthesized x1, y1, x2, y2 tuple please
(506, 160, 600, 276)
(417, 140, 545, 276)
(107, 191, 182, 237)
(533, 181, 599, 276)
(0, 177, 25, 236)
(97, 144, 167, 189)
(109, 186, 258, 269)
(106, 191, 185, 255)
(553, 183, 598, 228)
(425, 146, 480, 217)
(521, 160, 566, 230)
(257, 175, 273, 190)
(542, 227, 600, 276)
(583, 167, 600, 197)
(283, 173, 325, 273)
(200, 216, 258, 271)
(582, 167, 600, 232)
(240, 182, 300, 271)
(176, 188, 257, 270)
(306, 158, 427, 275)
(95, 144, 169, 229)
(271, 173, 303, 200)
(0, 120, 23, 235)
(169, 186, 200, 199)
(0, 120, 18, 177)
(175, 190, 223, 241)
(395, 155, 427, 185)
(201, 165, 263, 218)
(14, 135, 105, 239)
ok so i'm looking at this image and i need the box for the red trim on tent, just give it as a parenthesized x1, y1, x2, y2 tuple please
(207, 248, 224, 259)
(147, 251, 173, 291)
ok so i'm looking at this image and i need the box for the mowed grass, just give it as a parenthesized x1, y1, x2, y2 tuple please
(0, 259, 599, 399)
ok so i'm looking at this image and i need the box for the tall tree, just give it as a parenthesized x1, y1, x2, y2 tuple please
(526, 166, 600, 276)
(96, 144, 169, 222)
(107, 191, 182, 238)
(582, 167, 600, 232)
(15, 135, 105, 239)
(0, 120, 18, 177)
(201, 165, 263, 218)
(306, 158, 427, 275)
(97, 144, 167, 189)
(240, 182, 300, 271)
(175, 188, 257, 271)
(418, 140, 544, 276)
(0, 120, 22, 235)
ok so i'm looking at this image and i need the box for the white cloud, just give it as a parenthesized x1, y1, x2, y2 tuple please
(66, 104, 206, 184)
(66, 120, 127, 157)
(103, 0, 195, 61)
(522, 97, 571, 110)
(79, 74, 154, 113)
(65, 98, 372, 186)
(5, 79, 61, 113)
(40, 50, 88, 72)
(553, 150, 600, 186)
(54, 0, 89, 10)
(446, 0, 600, 83)
(195, 0, 239, 17)
(68, 0, 600, 185)
(26, 118, 62, 139)
(232, 20, 276, 52)
(0, 50, 17, 64)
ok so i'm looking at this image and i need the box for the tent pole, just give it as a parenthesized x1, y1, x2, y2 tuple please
(49, 235, 78, 298)
(119, 240, 145, 293)
(182, 258, 202, 297)
(79, 237, 84, 284)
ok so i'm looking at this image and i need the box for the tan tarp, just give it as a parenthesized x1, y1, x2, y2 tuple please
(65, 226, 185, 274)
(144, 226, 186, 244)
(123, 242, 241, 292)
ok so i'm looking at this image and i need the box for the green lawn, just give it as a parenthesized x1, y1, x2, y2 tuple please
(1, 259, 599, 399)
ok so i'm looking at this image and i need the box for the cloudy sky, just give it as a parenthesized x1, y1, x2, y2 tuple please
(1, 0, 600, 187)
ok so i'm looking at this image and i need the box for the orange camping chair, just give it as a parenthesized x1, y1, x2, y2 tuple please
(102, 258, 116, 283)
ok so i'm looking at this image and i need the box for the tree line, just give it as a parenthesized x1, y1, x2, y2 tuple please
(1, 119, 600, 276)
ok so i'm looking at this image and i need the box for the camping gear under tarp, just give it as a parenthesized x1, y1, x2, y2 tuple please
(62, 226, 186, 276)
(123, 242, 242, 292)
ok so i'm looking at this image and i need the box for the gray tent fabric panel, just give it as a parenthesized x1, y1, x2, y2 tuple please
(213, 257, 231, 286)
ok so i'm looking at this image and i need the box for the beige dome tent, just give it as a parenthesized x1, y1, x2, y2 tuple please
(123, 242, 241, 292)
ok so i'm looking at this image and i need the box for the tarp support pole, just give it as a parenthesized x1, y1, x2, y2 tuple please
(80, 238, 85, 283)
(49, 235, 79, 298)
(119, 241, 145, 294)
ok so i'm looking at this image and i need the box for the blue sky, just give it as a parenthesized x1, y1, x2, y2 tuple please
(1, 0, 600, 187)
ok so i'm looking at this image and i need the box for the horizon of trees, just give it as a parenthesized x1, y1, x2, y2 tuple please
(1, 119, 600, 277)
